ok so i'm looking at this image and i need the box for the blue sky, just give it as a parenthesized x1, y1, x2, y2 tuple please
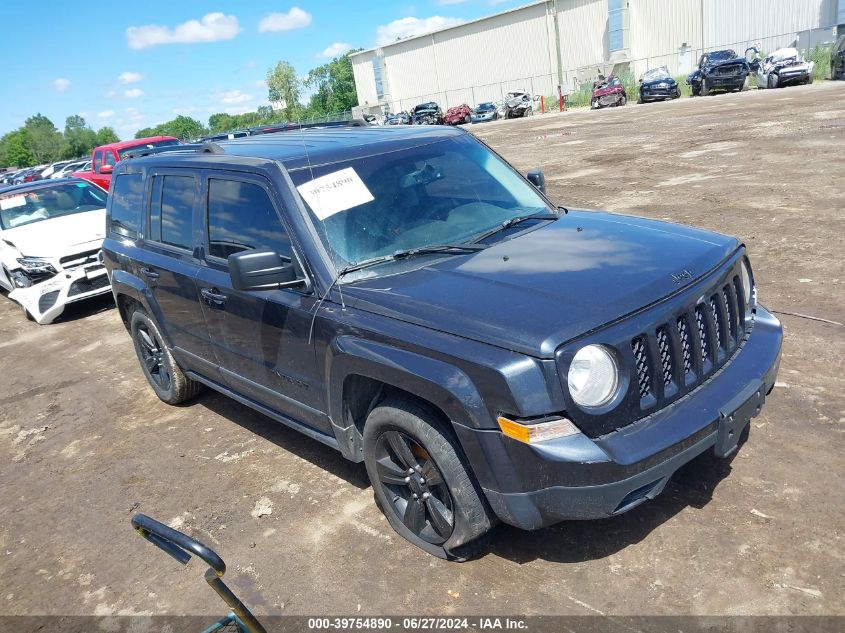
(0, 1, 523, 140)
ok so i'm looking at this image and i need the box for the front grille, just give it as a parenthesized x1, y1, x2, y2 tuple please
(60, 249, 100, 269)
(630, 275, 746, 407)
(68, 274, 110, 297)
(715, 65, 741, 76)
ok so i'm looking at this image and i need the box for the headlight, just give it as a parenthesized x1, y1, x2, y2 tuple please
(567, 344, 619, 409)
(740, 259, 754, 307)
(16, 257, 57, 275)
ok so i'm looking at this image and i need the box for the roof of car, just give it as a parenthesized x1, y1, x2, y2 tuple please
(128, 125, 466, 173)
(97, 136, 179, 151)
(0, 178, 91, 196)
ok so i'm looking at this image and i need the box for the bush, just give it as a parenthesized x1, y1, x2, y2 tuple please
(806, 45, 832, 80)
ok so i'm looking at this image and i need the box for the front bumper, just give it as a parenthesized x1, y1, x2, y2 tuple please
(707, 73, 746, 88)
(9, 264, 111, 324)
(641, 86, 678, 100)
(777, 65, 812, 84)
(455, 306, 782, 530)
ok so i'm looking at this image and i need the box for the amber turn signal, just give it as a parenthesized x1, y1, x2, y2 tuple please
(497, 415, 580, 444)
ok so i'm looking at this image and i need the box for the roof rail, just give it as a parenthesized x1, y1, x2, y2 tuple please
(122, 141, 225, 160)
(246, 118, 370, 137)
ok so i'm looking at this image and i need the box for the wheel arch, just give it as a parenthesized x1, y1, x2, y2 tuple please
(326, 337, 490, 462)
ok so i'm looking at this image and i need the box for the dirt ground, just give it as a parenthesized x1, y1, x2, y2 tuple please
(1, 82, 843, 620)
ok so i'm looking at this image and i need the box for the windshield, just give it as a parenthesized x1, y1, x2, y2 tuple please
(116, 139, 179, 159)
(708, 50, 737, 62)
(641, 67, 671, 81)
(476, 103, 495, 111)
(0, 181, 107, 230)
(290, 134, 552, 272)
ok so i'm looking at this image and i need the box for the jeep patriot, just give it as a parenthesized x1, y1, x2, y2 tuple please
(103, 125, 782, 559)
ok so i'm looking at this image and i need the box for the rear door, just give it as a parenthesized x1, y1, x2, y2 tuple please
(193, 172, 329, 432)
(132, 170, 218, 378)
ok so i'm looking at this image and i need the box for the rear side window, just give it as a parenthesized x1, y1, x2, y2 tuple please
(207, 179, 291, 260)
(148, 175, 195, 250)
(105, 151, 117, 168)
(93, 150, 103, 173)
(108, 173, 143, 238)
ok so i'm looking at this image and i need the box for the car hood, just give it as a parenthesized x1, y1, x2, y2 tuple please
(2, 208, 106, 257)
(642, 77, 676, 87)
(342, 210, 739, 358)
(706, 58, 745, 70)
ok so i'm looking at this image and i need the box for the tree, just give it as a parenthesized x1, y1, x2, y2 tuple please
(22, 114, 62, 164)
(305, 50, 361, 116)
(0, 130, 34, 168)
(95, 127, 120, 145)
(62, 115, 98, 159)
(267, 60, 303, 121)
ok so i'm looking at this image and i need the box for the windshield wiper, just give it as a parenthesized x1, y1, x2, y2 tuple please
(471, 211, 559, 244)
(337, 243, 486, 278)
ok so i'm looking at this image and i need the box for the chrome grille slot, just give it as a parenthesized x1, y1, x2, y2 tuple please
(677, 316, 692, 376)
(655, 326, 673, 386)
(631, 336, 651, 398)
(695, 305, 709, 362)
(60, 249, 100, 270)
(710, 296, 724, 351)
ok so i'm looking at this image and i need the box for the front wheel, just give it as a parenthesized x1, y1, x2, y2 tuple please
(363, 396, 495, 560)
(619, 94, 627, 106)
(701, 78, 710, 96)
(130, 309, 202, 404)
(768, 73, 779, 89)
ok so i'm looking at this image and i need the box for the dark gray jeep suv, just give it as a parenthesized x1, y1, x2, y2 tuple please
(104, 125, 782, 559)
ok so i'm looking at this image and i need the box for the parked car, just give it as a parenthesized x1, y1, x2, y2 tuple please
(0, 179, 111, 323)
(444, 104, 472, 125)
(51, 160, 89, 179)
(72, 136, 180, 190)
(104, 125, 782, 560)
(20, 165, 48, 183)
(385, 111, 411, 126)
(750, 46, 814, 88)
(638, 66, 680, 103)
(411, 102, 444, 125)
(687, 49, 751, 95)
(503, 91, 535, 118)
(832, 34, 845, 80)
(470, 102, 499, 124)
(39, 161, 73, 180)
(591, 75, 627, 108)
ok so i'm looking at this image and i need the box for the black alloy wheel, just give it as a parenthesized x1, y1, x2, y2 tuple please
(136, 322, 172, 392)
(374, 430, 454, 544)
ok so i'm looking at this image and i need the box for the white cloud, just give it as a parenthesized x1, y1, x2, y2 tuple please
(97, 110, 114, 120)
(125, 108, 147, 123)
(118, 71, 143, 84)
(258, 7, 312, 33)
(320, 42, 352, 58)
(54, 78, 71, 93)
(217, 89, 253, 105)
(126, 12, 240, 49)
(225, 106, 254, 115)
(124, 88, 144, 99)
(376, 16, 464, 45)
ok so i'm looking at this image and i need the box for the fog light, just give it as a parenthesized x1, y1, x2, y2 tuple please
(497, 416, 580, 444)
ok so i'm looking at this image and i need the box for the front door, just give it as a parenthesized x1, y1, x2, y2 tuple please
(194, 173, 329, 433)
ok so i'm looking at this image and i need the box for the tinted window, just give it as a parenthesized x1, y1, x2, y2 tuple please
(148, 176, 163, 242)
(105, 151, 117, 167)
(109, 174, 143, 237)
(93, 150, 103, 173)
(158, 175, 195, 250)
(207, 179, 290, 260)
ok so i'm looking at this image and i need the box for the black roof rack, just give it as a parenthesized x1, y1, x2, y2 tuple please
(122, 141, 225, 160)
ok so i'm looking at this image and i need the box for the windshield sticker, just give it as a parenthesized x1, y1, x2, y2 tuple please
(0, 195, 26, 211)
(296, 167, 374, 220)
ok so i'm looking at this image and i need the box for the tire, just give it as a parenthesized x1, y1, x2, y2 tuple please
(807, 73, 813, 85)
(130, 308, 202, 405)
(591, 99, 599, 109)
(464, 114, 471, 124)
(701, 78, 710, 96)
(619, 94, 627, 106)
(674, 89, 681, 99)
(768, 73, 779, 89)
(362, 395, 495, 560)
(740, 76, 750, 91)
(525, 107, 533, 117)
(636, 93, 643, 104)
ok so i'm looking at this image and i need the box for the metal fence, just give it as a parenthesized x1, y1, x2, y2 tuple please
(379, 24, 840, 115)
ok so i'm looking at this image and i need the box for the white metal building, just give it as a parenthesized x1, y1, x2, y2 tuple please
(351, 0, 841, 114)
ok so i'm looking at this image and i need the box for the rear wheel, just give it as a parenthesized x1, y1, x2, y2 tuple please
(363, 396, 495, 560)
(130, 308, 202, 405)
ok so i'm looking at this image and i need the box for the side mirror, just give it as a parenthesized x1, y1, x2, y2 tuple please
(99, 164, 113, 174)
(227, 249, 303, 291)
(526, 169, 546, 194)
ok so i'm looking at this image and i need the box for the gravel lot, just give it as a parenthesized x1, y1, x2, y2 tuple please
(1, 82, 843, 620)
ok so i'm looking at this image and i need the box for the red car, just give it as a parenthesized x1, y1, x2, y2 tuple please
(72, 136, 180, 190)
(591, 75, 628, 109)
(444, 104, 472, 125)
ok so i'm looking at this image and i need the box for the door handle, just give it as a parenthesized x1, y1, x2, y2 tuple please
(200, 287, 228, 307)
(140, 267, 160, 280)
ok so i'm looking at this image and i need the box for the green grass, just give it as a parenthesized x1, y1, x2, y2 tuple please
(806, 45, 832, 80)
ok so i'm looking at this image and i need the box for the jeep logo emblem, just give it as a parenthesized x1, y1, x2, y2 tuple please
(671, 269, 693, 284)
